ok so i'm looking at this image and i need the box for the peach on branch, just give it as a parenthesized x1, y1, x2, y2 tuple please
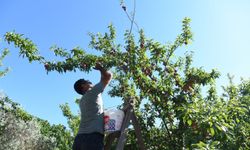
(44, 63, 50, 70)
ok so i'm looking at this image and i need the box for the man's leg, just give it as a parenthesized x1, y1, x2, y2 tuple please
(87, 133, 104, 150)
(73, 133, 104, 150)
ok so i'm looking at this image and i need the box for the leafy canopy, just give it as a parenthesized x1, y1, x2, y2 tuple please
(3, 17, 250, 149)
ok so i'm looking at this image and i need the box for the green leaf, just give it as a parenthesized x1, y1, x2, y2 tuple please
(187, 119, 192, 126)
(215, 124, 222, 131)
(210, 127, 215, 136)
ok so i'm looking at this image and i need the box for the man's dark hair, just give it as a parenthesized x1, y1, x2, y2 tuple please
(74, 79, 92, 95)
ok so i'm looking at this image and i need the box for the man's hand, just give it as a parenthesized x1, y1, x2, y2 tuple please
(94, 62, 112, 88)
(93, 62, 103, 71)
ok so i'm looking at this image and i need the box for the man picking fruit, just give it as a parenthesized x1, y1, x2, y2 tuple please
(73, 62, 112, 150)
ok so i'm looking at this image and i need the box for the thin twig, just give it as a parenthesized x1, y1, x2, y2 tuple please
(129, 0, 136, 35)
(122, 0, 140, 33)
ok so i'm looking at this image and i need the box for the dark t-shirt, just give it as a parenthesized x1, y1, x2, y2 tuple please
(78, 82, 104, 135)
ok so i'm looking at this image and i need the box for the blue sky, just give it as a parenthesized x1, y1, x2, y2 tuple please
(1, 0, 250, 127)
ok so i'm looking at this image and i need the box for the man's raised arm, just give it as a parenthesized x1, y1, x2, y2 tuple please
(94, 63, 112, 88)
